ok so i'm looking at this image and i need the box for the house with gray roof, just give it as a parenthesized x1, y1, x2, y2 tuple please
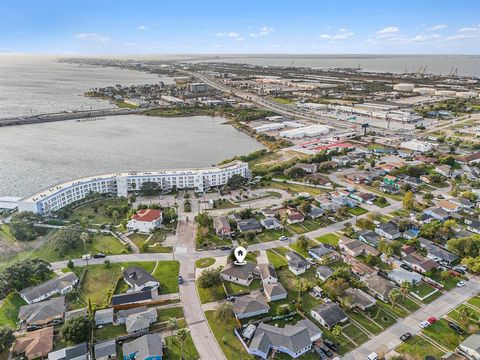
(260, 217, 283, 230)
(374, 222, 401, 240)
(339, 237, 380, 257)
(307, 206, 324, 219)
(342, 288, 376, 311)
(64, 308, 87, 322)
(387, 267, 423, 285)
(237, 219, 263, 233)
(310, 303, 348, 329)
(286, 251, 310, 275)
(418, 237, 459, 266)
(233, 291, 270, 319)
(220, 261, 257, 286)
(116, 306, 148, 324)
(364, 274, 397, 302)
(125, 308, 157, 334)
(94, 340, 117, 360)
(18, 296, 65, 326)
(95, 308, 114, 326)
(258, 264, 277, 286)
(111, 289, 154, 307)
(123, 266, 159, 292)
(315, 266, 334, 281)
(48, 342, 88, 360)
(20, 272, 78, 304)
(457, 333, 480, 360)
(308, 244, 337, 262)
(248, 319, 322, 359)
(122, 333, 163, 360)
(263, 283, 287, 302)
(358, 230, 382, 247)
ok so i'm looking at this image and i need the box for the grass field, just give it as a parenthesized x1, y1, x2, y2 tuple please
(447, 304, 480, 334)
(266, 249, 288, 269)
(315, 233, 340, 246)
(396, 336, 445, 360)
(289, 240, 317, 258)
(164, 332, 199, 360)
(269, 181, 326, 196)
(67, 198, 128, 224)
(223, 279, 262, 296)
(347, 206, 368, 216)
(152, 261, 180, 294)
(157, 306, 184, 323)
(205, 310, 246, 360)
(197, 282, 226, 304)
(342, 323, 369, 345)
(422, 319, 466, 350)
(411, 283, 438, 300)
(0, 292, 26, 328)
(130, 230, 173, 253)
(195, 257, 215, 268)
(94, 324, 127, 341)
(256, 229, 290, 242)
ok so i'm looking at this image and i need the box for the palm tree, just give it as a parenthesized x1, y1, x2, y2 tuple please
(458, 307, 470, 323)
(80, 232, 89, 265)
(176, 328, 187, 360)
(388, 289, 401, 308)
(112, 210, 120, 224)
(166, 317, 178, 336)
(332, 324, 342, 338)
(400, 281, 411, 300)
(217, 302, 233, 320)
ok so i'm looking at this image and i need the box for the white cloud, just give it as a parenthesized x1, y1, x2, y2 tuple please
(75, 33, 110, 44)
(319, 29, 354, 41)
(138, 25, 146, 31)
(250, 26, 274, 37)
(217, 32, 239, 38)
(446, 25, 480, 40)
(410, 34, 442, 42)
(426, 24, 447, 32)
(319, 34, 331, 39)
(376, 26, 400, 38)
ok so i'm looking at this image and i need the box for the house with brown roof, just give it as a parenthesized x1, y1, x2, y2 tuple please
(233, 291, 270, 319)
(364, 274, 397, 302)
(342, 255, 377, 278)
(13, 327, 54, 360)
(338, 237, 380, 257)
(213, 216, 233, 237)
(438, 200, 462, 213)
(403, 252, 439, 273)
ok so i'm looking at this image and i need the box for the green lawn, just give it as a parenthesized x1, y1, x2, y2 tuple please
(422, 319, 466, 350)
(157, 306, 184, 323)
(301, 219, 323, 232)
(447, 304, 480, 334)
(195, 257, 216, 268)
(130, 230, 173, 253)
(467, 295, 480, 310)
(315, 233, 340, 246)
(347, 206, 368, 216)
(94, 324, 127, 341)
(269, 97, 296, 105)
(152, 261, 180, 294)
(410, 283, 438, 300)
(373, 199, 390, 208)
(164, 332, 199, 360)
(197, 282, 226, 304)
(269, 181, 326, 196)
(348, 310, 383, 334)
(287, 222, 309, 235)
(289, 240, 316, 258)
(342, 323, 369, 345)
(67, 198, 128, 224)
(205, 310, 246, 360)
(396, 336, 445, 360)
(0, 292, 26, 328)
(223, 279, 262, 296)
(266, 249, 288, 269)
(256, 229, 290, 243)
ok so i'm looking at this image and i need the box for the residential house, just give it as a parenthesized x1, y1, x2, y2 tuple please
(48, 343, 88, 360)
(375, 222, 402, 241)
(258, 264, 277, 286)
(419, 238, 459, 266)
(403, 252, 439, 273)
(343, 255, 377, 278)
(380, 184, 400, 194)
(331, 191, 357, 208)
(308, 244, 337, 262)
(383, 175, 399, 187)
(310, 303, 348, 329)
(233, 291, 270, 319)
(127, 209, 163, 233)
(342, 288, 376, 311)
(315, 266, 334, 281)
(111, 289, 155, 307)
(435, 164, 453, 178)
(350, 192, 376, 205)
(457, 333, 480, 360)
(338, 237, 380, 257)
(95, 308, 114, 326)
(94, 340, 117, 360)
(64, 308, 87, 322)
(308, 205, 324, 219)
(358, 230, 381, 247)
(364, 274, 397, 302)
(294, 162, 318, 173)
(260, 217, 283, 230)
(467, 219, 480, 235)
(123, 266, 160, 292)
(237, 219, 263, 233)
(306, 173, 331, 186)
(13, 327, 53, 360)
(263, 283, 288, 302)
(20, 272, 78, 304)
(116, 306, 149, 325)
(456, 151, 480, 165)
(287, 209, 305, 224)
(261, 208, 277, 218)
(286, 251, 310, 275)
(18, 297, 65, 326)
(438, 200, 462, 213)
(423, 207, 450, 222)
(248, 319, 322, 359)
(213, 216, 233, 237)
(122, 334, 163, 360)
(345, 172, 374, 185)
(126, 308, 157, 334)
(450, 197, 475, 211)
(220, 261, 257, 286)
(387, 268, 423, 285)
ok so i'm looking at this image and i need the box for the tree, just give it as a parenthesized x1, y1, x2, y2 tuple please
(61, 316, 90, 344)
(52, 225, 84, 257)
(166, 317, 178, 336)
(285, 166, 306, 179)
(447, 235, 480, 257)
(332, 324, 342, 338)
(67, 259, 75, 270)
(176, 328, 188, 360)
(9, 220, 38, 241)
(299, 201, 312, 215)
(461, 191, 477, 202)
(139, 181, 161, 196)
(356, 218, 375, 230)
(198, 268, 222, 288)
(420, 221, 442, 240)
(227, 174, 247, 188)
(403, 191, 414, 210)
(0, 326, 15, 353)
(296, 235, 309, 253)
(388, 289, 401, 307)
(112, 210, 120, 224)
(400, 281, 411, 300)
(323, 278, 348, 300)
(461, 256, 480, 274)
(458, 307, 470, 323)
(217, 302, 234, 320)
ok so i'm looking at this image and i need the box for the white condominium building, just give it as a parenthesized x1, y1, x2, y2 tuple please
(17, 161, 249, 214)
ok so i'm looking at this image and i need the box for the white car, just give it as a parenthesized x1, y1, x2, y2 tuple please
(456, 281, 466, 287)
(419, 320, 430, 328)
(306, 257, 316, 265)
(82, 254, 91, 261)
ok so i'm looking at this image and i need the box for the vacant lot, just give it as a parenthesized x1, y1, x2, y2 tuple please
(315, 233, 340, 246)
(205, 310, 245, 360)
(0, 292, 26, 328)
(396, 336, 444, 360)
(164, 332, 199, 360)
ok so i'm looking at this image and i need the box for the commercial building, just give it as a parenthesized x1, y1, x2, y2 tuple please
(400, 139, 436, 153)
(280, 125, 330, 139)
(18, 161, 250, 214)
(393, 83, 415, 92)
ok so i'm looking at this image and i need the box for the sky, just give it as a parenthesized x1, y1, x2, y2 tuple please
(1, 0, 479, 55)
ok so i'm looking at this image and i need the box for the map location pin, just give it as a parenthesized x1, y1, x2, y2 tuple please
(234, 246, 247, 265)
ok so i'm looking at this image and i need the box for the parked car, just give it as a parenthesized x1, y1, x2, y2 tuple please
(94, 253, 106, 258)
(227, 296, 237, 302)
(427, 316, 437, 324)
(279, 236, 289, 241)
(27, 325, 42, 332)
(50, 319, 63, 326)
(314, 347, 328, 360)
(178, 275, 184, 285)
(448, 321, 465, 335)
(366, 352, 379, 360)
(323, 339, 337, 352)
(400, 264, 412, 271)
(400, 332, 412, 341)
(220, 246, 232, 250)
(82, 254, 91, 261)
(319, 345, 333, 357)
(419, 320, 430, 328)
(457, 281, 466, 287)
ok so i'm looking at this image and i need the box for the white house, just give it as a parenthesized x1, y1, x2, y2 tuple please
(20, 272, 79, 304)
(127, 209, 162, 233)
